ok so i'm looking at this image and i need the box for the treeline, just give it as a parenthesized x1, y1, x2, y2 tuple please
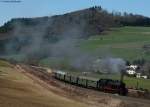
(89, 6, 150, 27)
(0, 20, 13, 33)
(0, 6, 150, 35)
(112, 11, 150, 26)
(0, 17, 48, 33)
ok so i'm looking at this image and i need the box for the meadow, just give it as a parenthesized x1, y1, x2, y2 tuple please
(81, 26, 150, 61)
(40, 26, 150, 69)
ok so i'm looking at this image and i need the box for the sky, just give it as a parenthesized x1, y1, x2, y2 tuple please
(0, 0, 150, 26)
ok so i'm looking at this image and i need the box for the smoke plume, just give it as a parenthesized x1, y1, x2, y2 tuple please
(2, 17, 126, 74)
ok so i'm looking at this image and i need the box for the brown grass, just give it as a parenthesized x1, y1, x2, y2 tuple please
(0, 66, 88, 107)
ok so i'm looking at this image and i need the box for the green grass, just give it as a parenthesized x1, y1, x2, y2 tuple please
(80, 26, 150, 61)
(124, 76, 150, 90)
(0, 54, 26, 62)
(0, 60, 12, 67)
(39, 57, 71, 70)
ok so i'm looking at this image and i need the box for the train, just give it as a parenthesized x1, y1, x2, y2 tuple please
(53, 71, 128, 96)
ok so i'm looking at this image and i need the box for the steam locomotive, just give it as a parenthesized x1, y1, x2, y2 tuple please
(53, 71, 128, 96)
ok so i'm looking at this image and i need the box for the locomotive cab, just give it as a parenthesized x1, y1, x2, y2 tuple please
(98, 79, 128, 95)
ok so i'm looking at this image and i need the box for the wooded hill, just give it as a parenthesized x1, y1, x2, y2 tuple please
(1, 6, 150, 37)
(0, 6, 150, 55)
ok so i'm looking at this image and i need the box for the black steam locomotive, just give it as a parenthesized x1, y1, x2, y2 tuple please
(53, 71, 128, 96)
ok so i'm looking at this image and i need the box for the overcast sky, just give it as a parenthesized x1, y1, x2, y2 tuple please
(0, 0, 150, 26)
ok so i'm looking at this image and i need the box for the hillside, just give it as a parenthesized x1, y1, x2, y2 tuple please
(0, 6, 118, 56)
(39, 26, 150, 74)
(0, 6, 150, 63)
(0, 7, 115, 38)
(81, 26, 150, 61)
(0, 61, 89, 107)
(1, 6, 150, 36)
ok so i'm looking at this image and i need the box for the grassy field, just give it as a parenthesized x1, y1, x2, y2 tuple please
(40, 26, 150, 68)
(81, 26, 150, 61)
(0, 60, 12, 67)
